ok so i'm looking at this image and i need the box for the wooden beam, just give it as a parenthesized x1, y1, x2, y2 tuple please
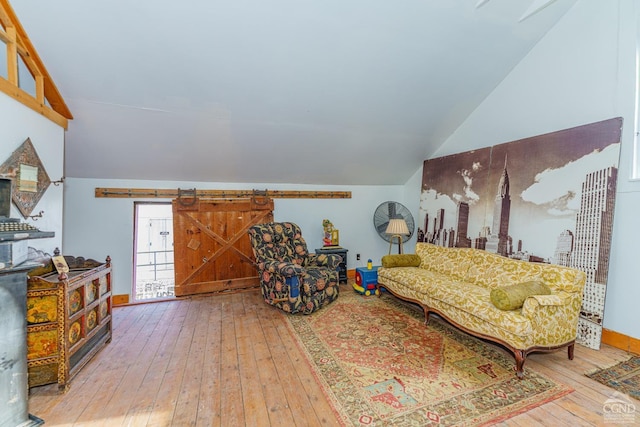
(0, 0, 10, 25)
(95, 187, 351, 199)
(5, 26, 17, 85)
(0, 76, 68, 128)
(0, 26, 10, 43)
(35, 74, 44, 104)
(0, 27, 29, 57)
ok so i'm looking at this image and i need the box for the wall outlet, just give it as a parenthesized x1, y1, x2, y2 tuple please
(356, 253, 361, 260)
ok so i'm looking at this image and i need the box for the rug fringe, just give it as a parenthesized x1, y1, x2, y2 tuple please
(478, 387, 574, 427)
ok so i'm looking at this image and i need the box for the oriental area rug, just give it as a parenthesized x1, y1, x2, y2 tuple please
(283, 290, 572, 426)
(586, 356, 640, 401)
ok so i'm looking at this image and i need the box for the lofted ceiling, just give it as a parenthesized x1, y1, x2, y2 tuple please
(12, 0, 578, 186)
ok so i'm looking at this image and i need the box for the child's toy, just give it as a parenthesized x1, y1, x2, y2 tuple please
(353, 265, 380, 296)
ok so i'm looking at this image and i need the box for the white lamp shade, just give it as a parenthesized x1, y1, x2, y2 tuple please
(385, 218, 410, 236)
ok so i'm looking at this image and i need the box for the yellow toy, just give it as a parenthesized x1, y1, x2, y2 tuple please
(352, 282, 380, 296)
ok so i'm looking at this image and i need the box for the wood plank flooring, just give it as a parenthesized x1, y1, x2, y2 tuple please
(28, 284, 636, 426)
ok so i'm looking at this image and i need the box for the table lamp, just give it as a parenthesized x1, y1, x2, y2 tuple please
(386, 218, 410, 254)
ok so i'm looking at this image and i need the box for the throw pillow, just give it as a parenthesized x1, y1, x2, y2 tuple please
(490, 280, 551, 310)
(381, 254, 421, 268)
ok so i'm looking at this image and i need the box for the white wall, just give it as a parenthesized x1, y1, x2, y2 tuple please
(63, 177, 407, 297)
(0, 93, 65, 255)
(411, 0, 640, 340)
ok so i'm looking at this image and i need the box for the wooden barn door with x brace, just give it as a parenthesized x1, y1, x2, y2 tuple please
(172, 196, 273, 296)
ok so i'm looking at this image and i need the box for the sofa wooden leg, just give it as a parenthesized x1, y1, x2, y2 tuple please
(423, 308, 430, 325)
(514, 350, 526, 379)
(568, 343, 575, 360)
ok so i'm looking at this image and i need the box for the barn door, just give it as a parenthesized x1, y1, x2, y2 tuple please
(172, 197, 273, 296)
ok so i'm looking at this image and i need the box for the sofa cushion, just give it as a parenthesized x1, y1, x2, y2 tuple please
(490, 281, 551, 310)
(378, 266, 451, 296)
(464, 250, 542, 289)
(464, 249, 585, 293)
(415, 243, 473, 281)
(381, 254, 421, 268)
(425, 280, 534, 341)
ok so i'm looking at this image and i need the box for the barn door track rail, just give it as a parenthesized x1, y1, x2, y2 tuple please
(94, 187, 351, 199)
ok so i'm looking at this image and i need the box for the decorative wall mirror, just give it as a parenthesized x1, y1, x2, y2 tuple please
(0, 138, 51, 218)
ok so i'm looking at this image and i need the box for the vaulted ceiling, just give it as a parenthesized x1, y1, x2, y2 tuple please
(12, 0, 578, 185)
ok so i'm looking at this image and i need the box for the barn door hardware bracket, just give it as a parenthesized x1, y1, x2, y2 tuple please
(177, 188, 197, 206)
(251, 189, 270, 205)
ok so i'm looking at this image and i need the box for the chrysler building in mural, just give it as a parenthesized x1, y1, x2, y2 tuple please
(487, 155, 511, 257)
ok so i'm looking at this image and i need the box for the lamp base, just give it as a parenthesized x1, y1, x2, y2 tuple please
(388, 235, 404, 255)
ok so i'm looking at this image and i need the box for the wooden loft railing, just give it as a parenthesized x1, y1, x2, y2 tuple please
(0, 0, 72, 128)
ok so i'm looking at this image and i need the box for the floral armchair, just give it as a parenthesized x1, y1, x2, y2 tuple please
(247, 222, 341, 314)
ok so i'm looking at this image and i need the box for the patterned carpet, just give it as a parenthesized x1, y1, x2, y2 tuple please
(283, 290, 573, 426)
(586, 356, 640, 401)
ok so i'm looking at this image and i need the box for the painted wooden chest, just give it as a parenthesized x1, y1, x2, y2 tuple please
(26, 254, 112, 392)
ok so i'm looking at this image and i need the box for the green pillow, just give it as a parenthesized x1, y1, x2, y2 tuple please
(381, 254, 421, 268)
(490, 281, 551, 310)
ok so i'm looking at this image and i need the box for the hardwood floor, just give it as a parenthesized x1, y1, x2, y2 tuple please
(28, 284, 635, 426)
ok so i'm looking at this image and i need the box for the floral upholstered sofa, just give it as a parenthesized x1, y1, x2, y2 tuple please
(248, 222, 341, 314)
(377, 243, 587, 378)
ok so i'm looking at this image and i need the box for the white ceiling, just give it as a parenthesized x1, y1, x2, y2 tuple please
(12, 0, 578, 185)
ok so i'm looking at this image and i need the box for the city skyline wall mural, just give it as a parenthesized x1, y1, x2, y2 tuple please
(419, 117, 622, 349)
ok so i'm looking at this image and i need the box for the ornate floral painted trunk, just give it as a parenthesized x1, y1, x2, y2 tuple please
(26, 255, 112, 391)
